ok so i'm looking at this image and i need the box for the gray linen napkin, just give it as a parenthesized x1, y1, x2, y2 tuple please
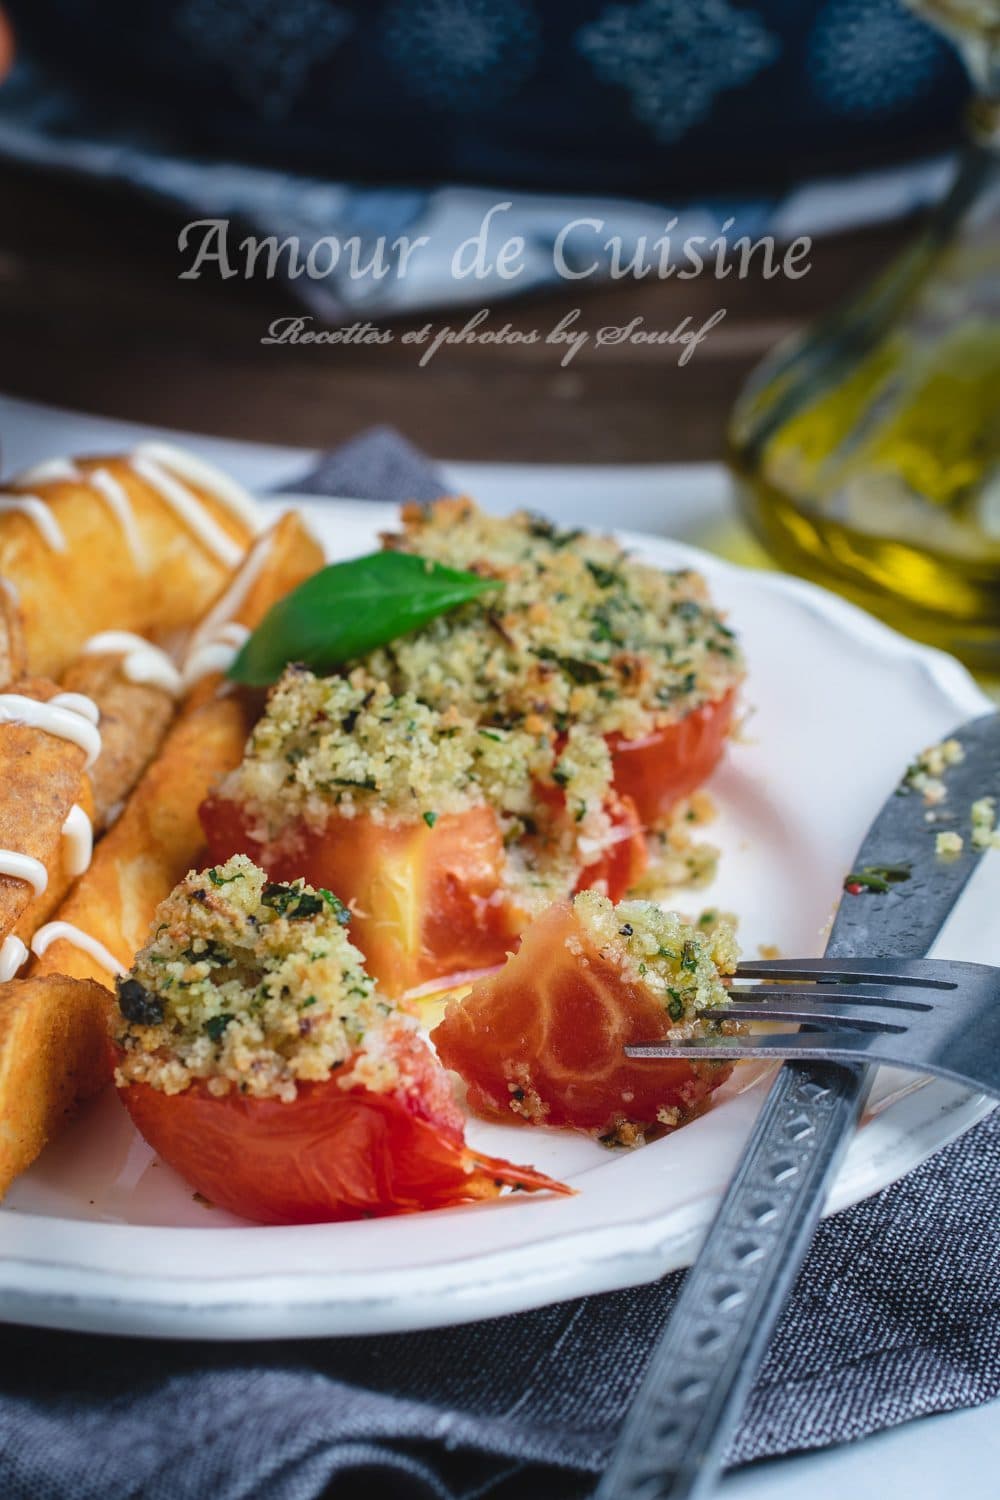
(2, 428, 998, 1500)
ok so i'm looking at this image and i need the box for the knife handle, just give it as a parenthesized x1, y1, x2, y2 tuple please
(595, 1060, 869, 1500)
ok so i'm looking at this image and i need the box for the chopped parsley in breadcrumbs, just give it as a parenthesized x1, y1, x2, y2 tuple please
(370, 499, 743, 742)
(571, 890, 737, 1032)
(113, 855, 399, 1102)
(224, 668, 611, 838)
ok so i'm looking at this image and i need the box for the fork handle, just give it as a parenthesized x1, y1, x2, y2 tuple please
(595, 1059, 870, 1500)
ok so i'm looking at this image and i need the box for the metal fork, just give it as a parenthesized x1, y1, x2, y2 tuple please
(627, 956, 1000, 1099)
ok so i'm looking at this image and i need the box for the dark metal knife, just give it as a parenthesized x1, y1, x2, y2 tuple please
(596, 709, 1000, 1500)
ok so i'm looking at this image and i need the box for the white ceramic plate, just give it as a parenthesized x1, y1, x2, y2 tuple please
(1, 499, 996, 1340)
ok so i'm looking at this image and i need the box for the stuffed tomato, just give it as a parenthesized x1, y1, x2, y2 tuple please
(112, 855, 567, 1222)
(432, 891, 738, 1145)
(202, 501, 742, 995)
(201, 671, 648, 997)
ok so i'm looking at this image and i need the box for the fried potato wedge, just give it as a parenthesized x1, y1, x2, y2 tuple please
(0, 580, 26, 690)
(182, 509, 323, 710)
(0, 975, 110, 1198)
(1, 448, 260, 678)
(30, 695, 253, 987)
(47, 509, 322, 830)
(60, 652, 175, 833)
(0, 679, 92, 942)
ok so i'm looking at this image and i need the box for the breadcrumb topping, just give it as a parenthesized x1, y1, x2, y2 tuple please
(632, 793, 720, 894)
(113, 855, 398, 1101)
(373, 499, 744, 741)
(223, 667, 611, 840)
(571, 889, 738, 1030)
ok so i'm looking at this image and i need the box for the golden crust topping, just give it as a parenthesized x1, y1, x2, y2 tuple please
(113, 855, 396, 1101)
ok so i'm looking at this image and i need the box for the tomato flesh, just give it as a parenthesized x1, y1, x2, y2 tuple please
(432, 901, 733, 1137)
(117, 1026, 567, 1224)
(574, 793, 647, 900)
(607, 688, 736, 828)
(201, 796, 524, 997)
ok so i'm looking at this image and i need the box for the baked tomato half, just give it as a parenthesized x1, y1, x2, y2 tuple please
(607, 688, 737, 828)
(200, 795, 524, 998)
(117, 1025, 568, 1224)
(432, 900, 733, 1139)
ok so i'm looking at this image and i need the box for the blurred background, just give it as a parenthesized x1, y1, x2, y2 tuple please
(0, 0, 973, 460)
(0, 0, 996, 667)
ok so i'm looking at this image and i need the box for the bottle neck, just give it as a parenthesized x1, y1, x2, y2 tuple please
(967, 94, 1000, 152)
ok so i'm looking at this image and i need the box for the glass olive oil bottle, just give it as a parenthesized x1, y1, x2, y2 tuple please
(729, 5, 999, 670)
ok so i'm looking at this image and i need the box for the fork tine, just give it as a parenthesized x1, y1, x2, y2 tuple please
(626, 1032, 872, 1060)
(734, 959, 957, 989)
(727, 984, 934, 1012)
(700, 1000, 908, 1032)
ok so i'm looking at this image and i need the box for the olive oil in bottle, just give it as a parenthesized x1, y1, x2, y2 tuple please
(729, 137, 1000, 671)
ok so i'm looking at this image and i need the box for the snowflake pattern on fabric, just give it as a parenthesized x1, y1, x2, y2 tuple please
(382, 0, 541, 109)
(174, 0, 353, 119)
(809, 0, 946, 117)
(576, 0, 781, 144)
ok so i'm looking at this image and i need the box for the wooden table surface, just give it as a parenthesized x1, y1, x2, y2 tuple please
(0, 161, 920, 463)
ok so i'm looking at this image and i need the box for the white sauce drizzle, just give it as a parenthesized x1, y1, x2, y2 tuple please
(0, 693, 102, 767)
(2, 444, 259, 571)
(30, 921, 125, 977)
(0, 851, 48, 895)
(61, 803, 93, 877)
(131, 442, 263, 533)
(87, 467, 148, 567)
(180, 526, 274, 688)
(0, 495, 67, 551)
(49, 691, 100, 726)
(0, 933, 28, 980)
(83, 631, 183, 697)
(130, 455, 244, 568)
(14, 459, 81, 486)
(182, 624, 251, 690)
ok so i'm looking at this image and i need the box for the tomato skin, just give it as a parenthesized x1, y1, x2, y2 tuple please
(432, 902, 732, 1138)
(116, 1027, 567, 1224)
(607, 688, 736, 828)
(200, 796, 523, 998)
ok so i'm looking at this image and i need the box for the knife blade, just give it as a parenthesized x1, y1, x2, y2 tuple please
(596, 709, 1000, 1500)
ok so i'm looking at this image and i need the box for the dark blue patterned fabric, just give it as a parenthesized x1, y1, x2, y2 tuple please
(3, 0, 967, 195)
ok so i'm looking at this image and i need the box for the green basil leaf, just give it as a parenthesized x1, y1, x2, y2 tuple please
(227, 550, 502, 687)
